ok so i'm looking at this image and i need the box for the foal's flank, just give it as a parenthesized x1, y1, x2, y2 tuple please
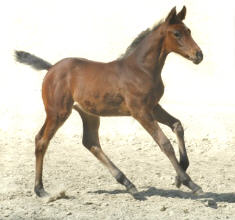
(15, 6, 203, 197)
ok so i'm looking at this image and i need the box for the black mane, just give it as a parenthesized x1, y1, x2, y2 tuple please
(119, 20, 163, 59)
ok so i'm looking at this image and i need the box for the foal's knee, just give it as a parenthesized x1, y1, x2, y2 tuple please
(172, 121, 184, 137)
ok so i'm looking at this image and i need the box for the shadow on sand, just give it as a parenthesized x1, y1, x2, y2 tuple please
(89, 186, 235, 205)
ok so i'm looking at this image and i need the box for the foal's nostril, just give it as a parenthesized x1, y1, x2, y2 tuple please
(196, 51, 203, 60)
(193, 50, 203, 64)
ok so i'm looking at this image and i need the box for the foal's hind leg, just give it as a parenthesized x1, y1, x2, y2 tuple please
(152, 104, 189, 188)
(35, 110, 72, 197)
(73, 105, 137, 195)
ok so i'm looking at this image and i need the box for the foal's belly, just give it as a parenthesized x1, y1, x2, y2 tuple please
(74, 94, 131, 116)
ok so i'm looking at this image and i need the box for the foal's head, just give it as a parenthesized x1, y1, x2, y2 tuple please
(161, 6, 203, 64)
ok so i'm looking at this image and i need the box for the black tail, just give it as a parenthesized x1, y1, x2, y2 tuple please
(14, 50, 52, 71)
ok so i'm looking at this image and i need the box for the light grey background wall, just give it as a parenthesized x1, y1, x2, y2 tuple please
(1, 0, 235, 131)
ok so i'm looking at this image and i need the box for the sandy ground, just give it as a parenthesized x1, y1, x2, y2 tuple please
(1, 101, 235, 220)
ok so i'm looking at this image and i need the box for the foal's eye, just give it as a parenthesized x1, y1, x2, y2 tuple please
(173, 31, 181, 38)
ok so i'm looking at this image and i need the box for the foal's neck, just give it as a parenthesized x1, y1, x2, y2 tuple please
(131, 25, 168, 79)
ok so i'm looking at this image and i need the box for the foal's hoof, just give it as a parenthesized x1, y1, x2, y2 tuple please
(193, 187, 204, 196)
(175, 176, 182, 188)
(127, 186, 146, 200)
(34, 186, 49, 197)
(127, 185, 138, 195)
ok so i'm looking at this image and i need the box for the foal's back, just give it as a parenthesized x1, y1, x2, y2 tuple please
(42, 58, 131, 116)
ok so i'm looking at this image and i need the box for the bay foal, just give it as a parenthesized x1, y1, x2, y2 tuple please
(15, 6, 203, 197)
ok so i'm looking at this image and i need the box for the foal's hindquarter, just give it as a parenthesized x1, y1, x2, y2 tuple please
(19, 6, 203, 197)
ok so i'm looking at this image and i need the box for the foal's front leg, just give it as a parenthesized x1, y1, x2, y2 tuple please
(131, 106, 202, 194)
(152, 104, 189, 188)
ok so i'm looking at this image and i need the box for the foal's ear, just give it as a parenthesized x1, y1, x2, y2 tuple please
(165, 6, 178, 24)
(177, 6, 186, 20)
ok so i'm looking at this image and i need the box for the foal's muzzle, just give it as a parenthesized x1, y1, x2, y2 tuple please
(193, 50, 203, 64)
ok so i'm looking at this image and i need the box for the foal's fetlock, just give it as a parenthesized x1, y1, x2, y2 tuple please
(175, 176, 182, 188)
(176, 175, 191, 188)
(174, 174, 190, 189)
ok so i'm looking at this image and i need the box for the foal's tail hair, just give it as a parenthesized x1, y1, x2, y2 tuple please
(14, 50, 52, 71)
